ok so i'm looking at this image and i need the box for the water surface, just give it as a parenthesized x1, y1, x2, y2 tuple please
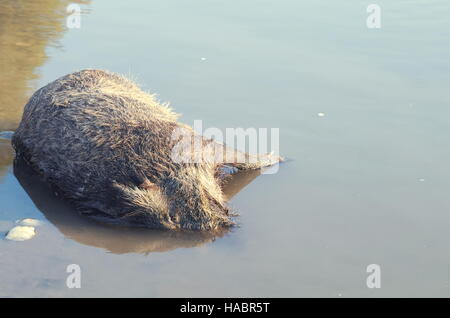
(1, 0, 450, 297)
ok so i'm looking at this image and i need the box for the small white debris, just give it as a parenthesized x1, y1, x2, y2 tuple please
(5, 226, 36, 241)
(419, 178, 425, 182)
(17, 218, 41, 227)
(200, 57, 207, 61)
(317, 112, 325, 117)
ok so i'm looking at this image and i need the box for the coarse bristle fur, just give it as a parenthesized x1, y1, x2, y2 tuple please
(12, 69, 281, 231)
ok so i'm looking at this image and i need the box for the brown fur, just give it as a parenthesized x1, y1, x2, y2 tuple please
(12, 69, 280, 230)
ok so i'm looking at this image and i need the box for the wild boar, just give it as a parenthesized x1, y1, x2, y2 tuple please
(12, 69, 280, 230)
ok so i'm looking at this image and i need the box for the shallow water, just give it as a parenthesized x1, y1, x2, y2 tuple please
(1, 0, 450, 297)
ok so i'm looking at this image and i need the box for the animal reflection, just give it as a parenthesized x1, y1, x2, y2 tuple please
(14, 159, 260, 254)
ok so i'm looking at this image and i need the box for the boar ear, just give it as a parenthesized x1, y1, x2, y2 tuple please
(138, 179, 158, 191)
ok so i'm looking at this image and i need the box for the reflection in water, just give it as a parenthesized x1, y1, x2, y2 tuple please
(0, 0, 89, 131)
(0, 140, 14, 179)
(222, 169, 261, 201)
(13, 159, 261, 254)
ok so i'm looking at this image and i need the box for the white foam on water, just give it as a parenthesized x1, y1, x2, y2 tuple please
(5, 226, 36, 241)
(17, 218, 42, 227)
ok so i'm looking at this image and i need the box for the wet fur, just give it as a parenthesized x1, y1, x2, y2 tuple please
(12, 69, 279, 230)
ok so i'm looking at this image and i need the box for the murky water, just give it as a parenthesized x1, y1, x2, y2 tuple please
(1, 0, 450, 297)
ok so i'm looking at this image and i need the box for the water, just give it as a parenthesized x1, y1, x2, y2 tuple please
(1, 0, 450, 297)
